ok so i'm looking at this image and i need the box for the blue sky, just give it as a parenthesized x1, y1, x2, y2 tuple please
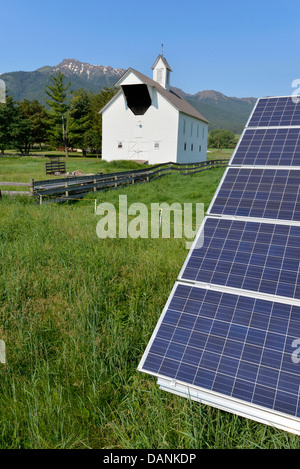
(1, 0, 300, 98)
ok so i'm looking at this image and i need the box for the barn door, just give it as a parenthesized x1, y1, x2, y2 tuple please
(128, 141, 149, 161)
(128, 141, 138, 159)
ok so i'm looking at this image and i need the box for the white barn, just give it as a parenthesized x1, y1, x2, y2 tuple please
(100, 55, 209, 164)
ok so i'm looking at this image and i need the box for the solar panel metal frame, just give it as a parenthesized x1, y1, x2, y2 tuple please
(138, 281, 300, 435)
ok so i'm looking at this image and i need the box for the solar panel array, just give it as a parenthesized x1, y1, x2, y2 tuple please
(139, 96, 300, 435)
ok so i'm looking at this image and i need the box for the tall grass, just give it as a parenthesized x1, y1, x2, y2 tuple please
(0, 170, 299, 449)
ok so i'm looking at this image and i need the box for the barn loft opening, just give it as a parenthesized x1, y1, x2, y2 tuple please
(122, 84, 151, 115)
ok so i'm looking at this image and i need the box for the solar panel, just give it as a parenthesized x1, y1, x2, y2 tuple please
(209, 168, 300, 221)
(139, 95, 300, 434)
(231, 128, 300, 166)
(248, 96, 300, 128)
(179, 217, 300, 300)
(138, 282, 300, 434)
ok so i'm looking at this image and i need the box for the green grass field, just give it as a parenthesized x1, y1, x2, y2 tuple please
(0, 156, 299, 449)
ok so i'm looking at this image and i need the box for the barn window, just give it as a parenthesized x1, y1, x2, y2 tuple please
(154, 142, 160, 149)
(191, 123, 193, 136)
(199, 145, 202, 152)
(184, 142, 187, 151)
(202, 127, 205, 139)
(122, 84, 151, 115)
(183, 120, 186, 135)
(191, 144, 194, 151)
(118, 141, 123, 148)
(197, 124, 199, 138)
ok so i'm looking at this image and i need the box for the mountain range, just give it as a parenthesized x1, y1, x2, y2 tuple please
(0, 59, 257, 133)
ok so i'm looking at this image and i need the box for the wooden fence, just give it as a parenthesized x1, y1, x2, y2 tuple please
(0, 160, 228, 201)
(0, 180, 34, 197)
(32, 159, 228, 203)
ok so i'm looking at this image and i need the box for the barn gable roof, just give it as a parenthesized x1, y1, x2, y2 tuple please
(101, 67, 209, 124)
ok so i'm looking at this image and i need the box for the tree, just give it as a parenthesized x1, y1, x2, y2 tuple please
(19, 99, 49, 149)
(85, 87, 117, 158)
(11, 104, 34, 154)
(45, 72, 71, 157)
(0, 94, 16, 153)
(0, 95, 34, 154)
(68, 89, 92, 157)
(208, 129, 237, 149)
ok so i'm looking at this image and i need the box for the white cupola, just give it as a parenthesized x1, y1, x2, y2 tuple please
(152, 55, 172, 91)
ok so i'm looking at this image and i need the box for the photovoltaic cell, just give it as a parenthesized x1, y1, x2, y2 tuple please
(248, 97, 300, 128)
(179, 217, 300, 300)
(209, 168, 300, 221)
(139, 282, 300, 419)
(231, 128, 300, 166)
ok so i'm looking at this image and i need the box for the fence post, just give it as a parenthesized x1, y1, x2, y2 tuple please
(65, 181, 69, 198)
(115, 175, 118, 188)
(132, 173, 135, 184)
(93, 178, 97, 192)
(30, 178, 34, 198)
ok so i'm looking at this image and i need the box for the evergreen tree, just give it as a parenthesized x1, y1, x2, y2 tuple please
(45, 72, 71, 157)
(19, 99, 49, 149)
(11, 104, 34, 154)
(68, 89, 92, 157)
(0, 95, 34, 154)
(0, 94, 16, 153)
(85, 87, 117, 158)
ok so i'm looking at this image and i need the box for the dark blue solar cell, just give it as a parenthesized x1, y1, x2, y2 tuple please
(159, 358, 180, 378)
(257, 366, 279, 388)
(218, 355, 239, 377)
(183, 346, 203, 366)
(213, 374, 235, 394)
(176, 363, 197, 382)
(252, 386, 276, 408)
